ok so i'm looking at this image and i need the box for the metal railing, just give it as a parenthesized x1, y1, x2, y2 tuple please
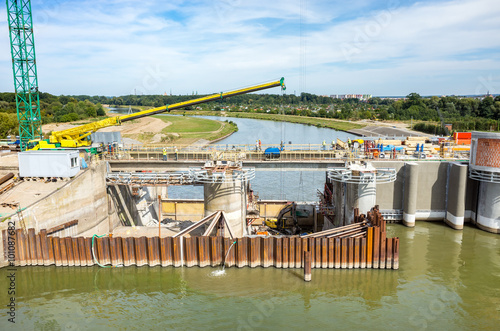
(101, 143, 470, 162)
(106, 167, 256, 186)
(328, 168, 397, 184)
(469, 169, 500, 183)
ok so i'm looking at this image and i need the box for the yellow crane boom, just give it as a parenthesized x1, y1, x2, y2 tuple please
(47, 78, 285, 148)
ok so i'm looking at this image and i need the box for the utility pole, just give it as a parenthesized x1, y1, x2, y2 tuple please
(6, 0, 42, 151)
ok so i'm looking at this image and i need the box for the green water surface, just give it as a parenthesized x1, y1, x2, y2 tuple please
(1, 222, 499, 330)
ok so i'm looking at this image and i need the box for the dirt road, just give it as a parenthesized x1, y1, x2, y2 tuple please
(42, 116, 170, 143)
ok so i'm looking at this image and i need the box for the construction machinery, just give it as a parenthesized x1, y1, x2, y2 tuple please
(265, 202, 299, 234)
(27, 78, 286, 150)
(6, 0, 43, 151)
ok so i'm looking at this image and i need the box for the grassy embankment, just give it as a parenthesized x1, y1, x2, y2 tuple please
(151, 115, 237, 144)
(110, 105, 366, 132)
(104, 107, 366, 144)
(169, 110, 366, 132)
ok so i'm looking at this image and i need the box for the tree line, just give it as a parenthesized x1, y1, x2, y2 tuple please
(101, 92, 500, 127)
(1, 91, 499, 138)
(0, 92, 106, 138)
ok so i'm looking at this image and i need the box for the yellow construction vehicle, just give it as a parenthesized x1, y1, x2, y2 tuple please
(29, 78, 286, 150)
(264, 202, 299, 235)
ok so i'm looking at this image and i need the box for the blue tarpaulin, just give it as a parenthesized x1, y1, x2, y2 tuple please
(264, 147, 280, 156)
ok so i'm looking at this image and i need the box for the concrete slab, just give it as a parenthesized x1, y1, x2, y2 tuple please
(0, 179, 68, 218)
(0, 153, 19, 176)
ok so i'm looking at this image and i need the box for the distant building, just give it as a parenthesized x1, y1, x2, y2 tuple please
(330, 94, 372, 101)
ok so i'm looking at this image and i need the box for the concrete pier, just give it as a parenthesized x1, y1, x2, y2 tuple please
(341, 181, 377, 226)
(356, 181, 377, 216)
(468, 131, 500, 234)
(204, 180, 247, 238)
(477, 182, 500, 233)
(329, 162, 395, 228)
(403, 162, 418, 227)
(445, 163, 468, 230)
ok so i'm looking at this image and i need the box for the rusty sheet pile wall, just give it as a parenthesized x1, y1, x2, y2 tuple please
(2, 216, 399, 270)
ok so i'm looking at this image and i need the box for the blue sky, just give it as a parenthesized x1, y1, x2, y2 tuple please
(1, 0, 500, 96)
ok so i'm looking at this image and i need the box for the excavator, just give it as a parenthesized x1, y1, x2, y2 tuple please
(27, 78, 286, 151)
(265, 202, 299, 235)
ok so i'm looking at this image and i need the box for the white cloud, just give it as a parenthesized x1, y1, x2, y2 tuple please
(0, 0, 499, 96)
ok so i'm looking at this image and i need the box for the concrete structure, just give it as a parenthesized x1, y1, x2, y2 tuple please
(109, 185, 159, 227)
(108, 155, 498, 234)
(19, 150, 80, 178)
(204, 180, 247, 237)
(0, 162, 120, 265)
(445, 163, 468, 229)
(476, 182, 500, 233)
(469, 131, 500, 233)
(327, 162, 396, 228)
(331, 181, 376, 228)
(366, 160, 499, 233)
(403, 162, 418, 227)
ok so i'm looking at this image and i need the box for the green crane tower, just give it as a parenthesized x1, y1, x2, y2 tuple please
(6, 0, 42, 151)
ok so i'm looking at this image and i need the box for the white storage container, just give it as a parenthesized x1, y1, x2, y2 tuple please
(18, 150, 80, 178)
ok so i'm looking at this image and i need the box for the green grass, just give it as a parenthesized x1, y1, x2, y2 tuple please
(155, 115, 222, 133)
(151, 114, 237, 143)
(169, 110, 366, 132)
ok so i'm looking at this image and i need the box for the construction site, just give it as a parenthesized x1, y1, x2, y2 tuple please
(1, 1, 499, 280)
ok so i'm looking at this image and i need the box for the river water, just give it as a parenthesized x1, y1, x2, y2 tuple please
(195, 115, 357, 145)
(169, 115, 359, 201)
(1, 222, 498, 329)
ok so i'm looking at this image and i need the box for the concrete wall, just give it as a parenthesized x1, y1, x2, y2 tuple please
(368, 161, 493, 233)
(0, 163, 117, 237)
(374, 161, 450, 221)
(161, 199, 205, 221)
(372, 161, 405, 211)
(159, 199, 315, 228)
(416, 162, 448, 219)
(465, 176, 479, 222)
(0, 163, 120, 266)
(111, 186, 159, 226)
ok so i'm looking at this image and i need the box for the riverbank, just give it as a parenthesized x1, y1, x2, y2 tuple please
(170, 110, 366, 132)
(42, 111, 238, 145)
(154, 115, 237, 145)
